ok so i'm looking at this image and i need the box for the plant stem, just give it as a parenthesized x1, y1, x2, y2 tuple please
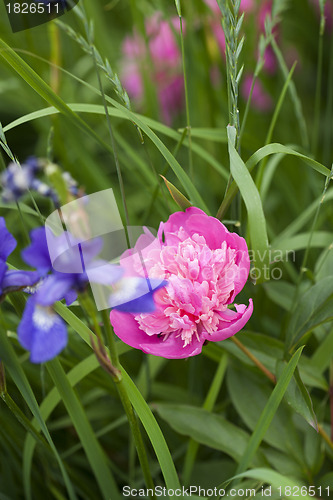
(318, 424, 333, 453)
(101, 310, 155, 496)
(231, 337, 276, 384)
(177, 4, 193, 180)
(312, 15, 324, 156)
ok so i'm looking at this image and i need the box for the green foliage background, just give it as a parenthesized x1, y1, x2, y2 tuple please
(0, 0, 333, 498)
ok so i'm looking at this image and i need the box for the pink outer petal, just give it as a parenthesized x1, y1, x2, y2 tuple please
(202, 299, 253, 342)
(110, 310, 203, 359)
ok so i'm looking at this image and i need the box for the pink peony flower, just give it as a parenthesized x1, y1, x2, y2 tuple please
(120, 13, 184, 125)
(241, 73, 272, 111)
(110, 208, 253, 359)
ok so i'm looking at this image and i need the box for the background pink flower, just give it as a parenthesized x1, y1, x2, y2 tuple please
(309, 0, 333, 32)
(241, 73, 272, 111)
(110, 208, 253, 359)
(204, 0, 254, 55)
(258, 1, 278, 73)
(120, 13, 184, 124)
(204, 0, 254, 15)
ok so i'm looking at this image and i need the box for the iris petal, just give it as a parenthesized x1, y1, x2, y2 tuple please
(18, 297, 67, 363)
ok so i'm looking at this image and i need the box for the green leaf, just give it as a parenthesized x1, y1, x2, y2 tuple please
(235, 347, 304, 476)
(264, 281, 295, 310)
(227, 361, 301, 454)
(46, 358, 120, 500)
(310, 329, 333, 374)
(286, 277, 333, 349)
(276, 362, 318, 430)
(227, 125, 270, 283)
(177, 127, 227, 143)
(272, 231, 333, 253)
(3, 104, 229, 182)
(174, 0, 181, 16)
(160, 175, 192, 210)
(155, 404, 264, 465)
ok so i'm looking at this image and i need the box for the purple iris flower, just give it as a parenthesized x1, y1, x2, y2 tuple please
(1, 158, 59, 206)
(18, 296, 68, 364)
(18, 226, 167, 363)
(0, 217, 38, 301)
(22, 227, 123, 305)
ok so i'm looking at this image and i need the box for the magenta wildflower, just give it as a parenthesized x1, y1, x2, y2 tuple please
(241, 73, 272, 111)
(110, 208, 253, 359)
(204, 0, 254, 57)
(121, 13, 184, 124)
(257, 1, 278, 74)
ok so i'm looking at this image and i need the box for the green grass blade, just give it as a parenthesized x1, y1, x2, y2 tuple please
(235, 346, 304, 477)
(23, 354, 100, 500)
(121, 368, 181, 491)
(227, 126, 270, 283)
(46, 358, 120, 500)
(217, 142, 331, 219)
(271, 37, 309, 149)
(221, 468, 315, 499)
(247, 143, 330, 177)
(255, 62, 296, 190)
(0, 331, 77, 500)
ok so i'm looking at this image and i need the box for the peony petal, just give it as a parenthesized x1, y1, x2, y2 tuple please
(202, 299, 253, 342)
(110, 310, 203, 358)
(161, 207, 205, 238)
(184, 212, 250, 300)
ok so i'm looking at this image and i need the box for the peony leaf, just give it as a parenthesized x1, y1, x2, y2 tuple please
(227, 361, 303, 456)
(154, 403, 265, 466)
(160, 175, 192, 210)
(286, 276, 333, 350)
(276, 362, 318, 430)
(235, 346, 304, 477)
